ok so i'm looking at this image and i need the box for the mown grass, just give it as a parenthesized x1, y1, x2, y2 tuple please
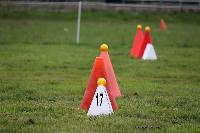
(0, 9, 200, 132)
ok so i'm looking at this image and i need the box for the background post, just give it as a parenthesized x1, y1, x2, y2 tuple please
(76, 1, 82, 45)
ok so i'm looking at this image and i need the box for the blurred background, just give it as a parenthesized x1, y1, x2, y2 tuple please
(0, 0, 199, 12)
(1, 0, 200, 4)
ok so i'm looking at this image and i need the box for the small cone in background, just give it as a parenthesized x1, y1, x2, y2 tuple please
(87, 78, 113, 116)
(130, 24, 144, 58)
(80, 57, 118, 112)
(100, 43, 121, 98)
(142, 43, 157, 60)
(138, 26, 152, 58)
(160, 18, 167, 29)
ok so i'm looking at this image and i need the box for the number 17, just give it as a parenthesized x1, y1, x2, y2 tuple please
(96, 93, 103, 106)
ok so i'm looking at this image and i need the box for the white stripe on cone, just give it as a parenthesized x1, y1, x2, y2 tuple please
(87, 85, 113, 116)
(142, 43, 157, 60)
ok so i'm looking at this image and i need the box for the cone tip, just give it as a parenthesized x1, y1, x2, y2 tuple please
(100, 43, 108, 51)
(97, 78, 106, 86)
(137, 24, 142, 29)
(145, 26, 151, 32)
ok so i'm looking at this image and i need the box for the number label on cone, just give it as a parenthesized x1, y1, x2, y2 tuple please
(96, 93, 103, 106)
(87, 86, 113, 116)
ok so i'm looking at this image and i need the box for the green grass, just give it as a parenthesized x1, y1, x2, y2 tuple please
(0, 9, 200, 132)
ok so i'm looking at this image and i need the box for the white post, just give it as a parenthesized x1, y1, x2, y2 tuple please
(76, 1, 82, 45)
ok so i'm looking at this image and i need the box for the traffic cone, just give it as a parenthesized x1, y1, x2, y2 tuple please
(138, 26, 152, 58)
(130, 24, 144, 58)
(160, 18, 167, 29)
(100, 43, 121, 97)
(87, 78, 113, 116)
(80, 57, 118, 112)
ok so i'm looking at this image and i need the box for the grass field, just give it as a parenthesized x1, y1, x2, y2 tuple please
(0, 9, 200, 132)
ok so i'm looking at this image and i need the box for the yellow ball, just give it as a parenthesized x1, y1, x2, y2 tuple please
(145, 26, 151, 32)
(97, 78, 106, 86)
(100, 43, 108, 51)
(137, 24, 142, 29)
